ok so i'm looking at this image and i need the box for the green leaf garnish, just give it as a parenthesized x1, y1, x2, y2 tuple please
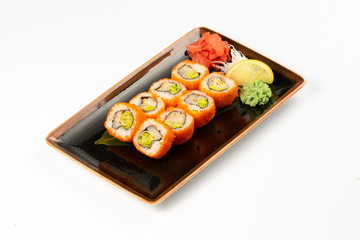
(94, 130, 132, 146)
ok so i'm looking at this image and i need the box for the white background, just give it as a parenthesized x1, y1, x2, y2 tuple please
(1, 0, 359, 239)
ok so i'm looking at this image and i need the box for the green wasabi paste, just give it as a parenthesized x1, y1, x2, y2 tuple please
(240, 80, 272, 107)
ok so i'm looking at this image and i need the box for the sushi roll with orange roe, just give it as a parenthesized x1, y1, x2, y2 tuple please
(104, 103, 147, 142)
(171, 60, 209, 90)
(149, 79, 186, 107)
(133, 118, 175, 159)
(177, 90, 216, 128)
(158, 107, 194, 145)
(199, 72, 238, 108)
(129, 92, 165, 119)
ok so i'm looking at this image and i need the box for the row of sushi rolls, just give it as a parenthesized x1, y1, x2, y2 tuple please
(104, 32, 274, 159)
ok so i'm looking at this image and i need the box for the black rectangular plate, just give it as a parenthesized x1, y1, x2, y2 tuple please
(46, 27, 305, 204)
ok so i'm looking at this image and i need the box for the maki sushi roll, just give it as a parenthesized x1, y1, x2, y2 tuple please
(149, 79, 186, 107)
(177, 90, 216, 128)
(158, 107, 195, 145)
(171, 60, 209, 90)
(129, 92, 165, 118)
(199, 72, 238, 108)
(133, 118, 175, 159)
(104, 103, 147, 142)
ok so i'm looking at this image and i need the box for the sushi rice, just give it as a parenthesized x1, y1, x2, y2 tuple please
(199, 72, 238, 108)
(149, 79, 187, 107)
(171, 60, 209, 90)
(133, 118, 175, 159)
(129, 92, 165, 119)
(104, 103, 147, 142)
(158, 107, 194, 145)
(177, 90, 216, 128)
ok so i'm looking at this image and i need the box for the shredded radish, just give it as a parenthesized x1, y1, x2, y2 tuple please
(212, 45, 247, 74)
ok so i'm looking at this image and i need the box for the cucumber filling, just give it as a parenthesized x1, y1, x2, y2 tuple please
(184, 93, 209, 109)
(137, 125, 162, 148)
(178, 65, 200, 80)
(163, 111, 186, 129)
(197, 97, 208, 108)
(112, 110, 134, 130)
(156, 82, 180, 95)
(139, 97, 157, 112)
(208, 76, 229, 91)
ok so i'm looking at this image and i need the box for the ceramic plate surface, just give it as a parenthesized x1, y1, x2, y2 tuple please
(46, 27, 305, 204)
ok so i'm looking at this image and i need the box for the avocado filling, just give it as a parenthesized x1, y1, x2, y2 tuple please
(155, 81, 180, 95)
(138, 97, 157, 112)
(163, 111, 186, 129)
(208, 76, 229, 91)
(112, 110, 134, 130)
(184, 93, 209, 109)
(137, 125, 162, 148)
(178, 64, 200, 80)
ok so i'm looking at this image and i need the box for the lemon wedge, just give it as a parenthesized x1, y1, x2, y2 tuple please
(226, 59, 274, 86)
